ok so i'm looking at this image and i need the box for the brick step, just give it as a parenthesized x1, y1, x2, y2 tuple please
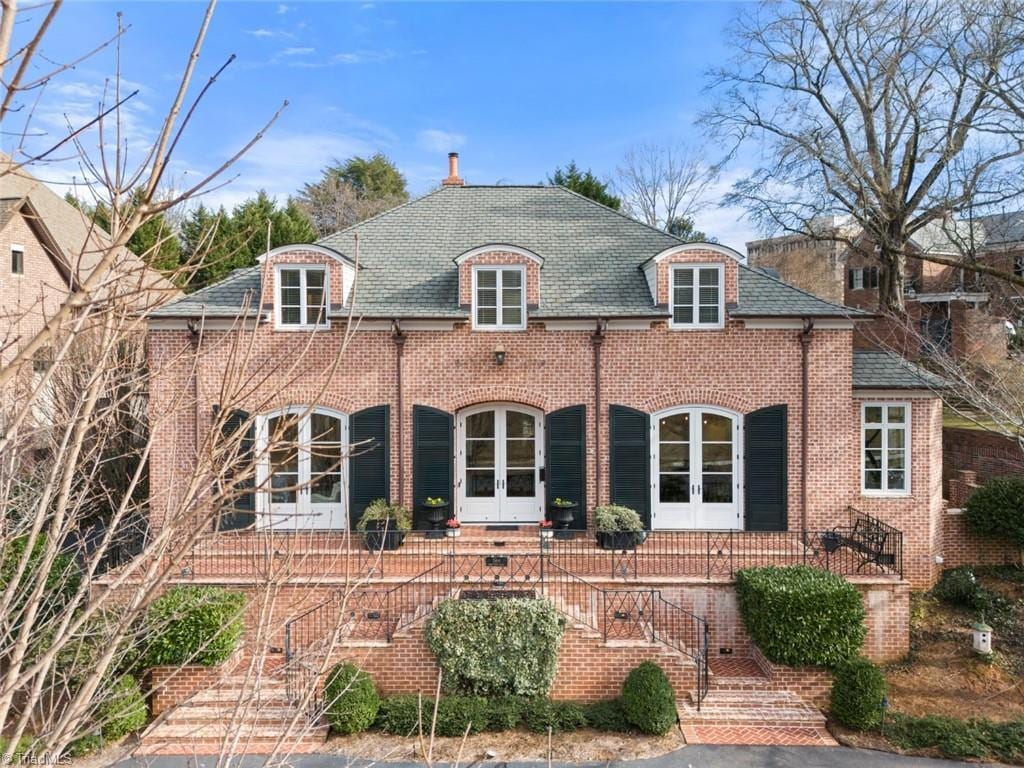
(165, 705, 304, 725)
(140, 721, 327, 741)
(681, 724, 838, 747)
(134, 728, 328, 756)
(679, 691, 825, 729)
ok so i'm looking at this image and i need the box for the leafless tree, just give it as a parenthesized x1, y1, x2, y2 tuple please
(615, 143, 718, 237)
(703, 0, 1024, 313)
(297, 172, 407, 237)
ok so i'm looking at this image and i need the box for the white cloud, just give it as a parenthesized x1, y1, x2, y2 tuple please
(276, 4, 294, 13)
(332, 49, 397, 65)
(360, 3, 375, 9)
(281, 47, 314, 56)
(245, 28, 275, 38)
(417, 129, 466, 154)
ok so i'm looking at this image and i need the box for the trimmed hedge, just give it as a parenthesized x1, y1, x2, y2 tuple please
(425, 598, 563, 696)
(522, 699, 587, 734)
(68, 675, 148, 756)
(583, 698, 633, 732)
(324, 663, 379, 734)
(735, 566, 866, 668)
(621, 662, 677, 736)
(885, 713, 1024, 763)
(964, 477, 1024, 547)
(144, 586, 245, 667)
(830, 657, 887, 730)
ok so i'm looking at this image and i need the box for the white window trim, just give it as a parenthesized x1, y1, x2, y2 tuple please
(254, 406, 349, 527)
(668, 263, 725, 330)
(11, 244, 24, 275)
(471, 264, 527, 331)
(274, 264, 330, 330)
(860, 402, 912, 497)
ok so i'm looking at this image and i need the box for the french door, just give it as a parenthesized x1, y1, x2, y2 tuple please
(457, 404, 544, 523)
(651, 407, 741, 530)
(258, 408, 348, 530)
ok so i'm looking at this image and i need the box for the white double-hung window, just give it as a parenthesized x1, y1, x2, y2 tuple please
(276, 265, 328, 329)
(473, 266, 526, 330)
(862, 403, 910, 495)
(670, 264, 723, 329)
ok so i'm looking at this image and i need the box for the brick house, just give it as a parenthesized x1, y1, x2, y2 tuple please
(139, 156, 951, 751)
(747, 217, 1010, 363)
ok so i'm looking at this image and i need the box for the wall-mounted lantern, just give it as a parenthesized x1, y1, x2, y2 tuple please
(972, 620, 993, 655)
(493, 344, 506, 366)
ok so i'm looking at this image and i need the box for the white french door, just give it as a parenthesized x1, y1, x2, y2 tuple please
(457, 404, 544, 523)
(651, 407, 741, 530)
(257, 407, 348, 530)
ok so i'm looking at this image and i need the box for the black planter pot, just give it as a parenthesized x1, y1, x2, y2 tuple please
(423, 502, 450, 530)
(549, 504, 577, 530)
(362, 520, 406, 551)
(595, 530, 648, 551)
(820, 531, 843, 554)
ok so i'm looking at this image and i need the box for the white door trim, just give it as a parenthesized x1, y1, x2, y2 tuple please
(456, 403, 545, 523)
(649, 405, 743, 530)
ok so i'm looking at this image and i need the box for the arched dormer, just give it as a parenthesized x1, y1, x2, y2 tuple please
(259, 244, 356, 329)
(640, 242, 741, 329)
(454, 244, 543, 331)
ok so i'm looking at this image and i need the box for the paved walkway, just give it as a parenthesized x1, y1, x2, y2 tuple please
(114, 744, 1005, 768)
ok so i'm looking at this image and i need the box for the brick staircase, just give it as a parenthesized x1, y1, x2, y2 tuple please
(136, 670, 328, 756)
(677, 657, 836, 746)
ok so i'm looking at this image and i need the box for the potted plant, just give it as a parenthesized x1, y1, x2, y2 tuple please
(422, 496, 450, 539)
(445, 518, 462, 538)
(357, 499, 412, 551)
(548, 498, 577, 530)
(539, 519, 554, 540)
(594, 504, 647, 550)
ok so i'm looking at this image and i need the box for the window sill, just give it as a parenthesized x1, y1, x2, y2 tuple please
(470, 325, 527, 332)
(860, 490, 912, 499)
(273, 324, 332, 332)
(667, 323, 725, 331)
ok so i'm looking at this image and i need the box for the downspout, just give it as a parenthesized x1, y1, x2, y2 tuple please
(187, 318, 202, 450)
(591, 319, 607, 508)
(392, 319, 406, 507)
(799, 318, 814, 533)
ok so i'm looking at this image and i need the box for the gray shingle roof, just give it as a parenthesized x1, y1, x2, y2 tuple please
(852, 350, 948, 389)
(153, 185, 864, 319)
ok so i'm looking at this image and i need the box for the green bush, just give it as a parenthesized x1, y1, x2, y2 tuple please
(68, 675, 148, 756)
(830, 657, 887, 730)
(143, 586, 245, 667)
(426, 598, 563, 696)
(932, 567, 986, 609)
(522, 699, 587, 733)
(375, 695, 422, 735)
(593, 505, 644, 532)
(324, 663, 380, 734)
(583, 698, 633, 732)
(735, 566, 866, 668)
(0, 534, 82, 627)
(486, 697, 529, 731)
(885, 713, 1024, 762)
(434, 696, 490, 736)
(357, 498, 412, 532)
(964, 476, 1024, 547)
(621, 662, 677, 736)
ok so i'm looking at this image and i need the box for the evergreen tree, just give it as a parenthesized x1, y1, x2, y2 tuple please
(548, 162, 621, 210)
(297, 153, 409, 236)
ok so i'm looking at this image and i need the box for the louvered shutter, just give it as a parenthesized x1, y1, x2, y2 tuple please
(218, 407, 256, 531)
(744, 405, 788, 531)
(412, 406, 454, 530)
(545, 405, 587, 529)
(349, 405, 390, 528)
(608, 405, 651, 528)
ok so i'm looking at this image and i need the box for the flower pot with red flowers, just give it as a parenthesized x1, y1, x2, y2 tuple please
(445, 518, 462, 538)
(539, 519, 554, 540)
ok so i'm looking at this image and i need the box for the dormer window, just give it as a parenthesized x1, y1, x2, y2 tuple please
(473, 266, 526, 331)
(276, 265, 328, 329)
(670, 264, 723, 329)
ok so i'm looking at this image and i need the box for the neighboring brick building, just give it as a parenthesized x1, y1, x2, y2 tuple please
(747, 217, 1010, 363)
(141, 156, 949, 748)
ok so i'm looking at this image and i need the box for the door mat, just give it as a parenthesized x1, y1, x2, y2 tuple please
(485, 525, 519, 531)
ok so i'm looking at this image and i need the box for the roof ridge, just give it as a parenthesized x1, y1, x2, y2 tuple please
(738, 261, 869, 316)
(316, 185, 448, 246)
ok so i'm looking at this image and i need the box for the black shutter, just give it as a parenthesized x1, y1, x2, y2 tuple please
(608, 405, 650, 528)
(744, 405, 788, 531)
(545, 405, 587, 529)
(412, 405, 454, 530)
(349, 405, 390, 528)
(218, 407, 255, 531)
(847, 268, 855, 289)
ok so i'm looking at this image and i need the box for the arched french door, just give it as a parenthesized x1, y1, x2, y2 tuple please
(456, 404, 545, 523)
(650, 406, 742, 530)
(255, 406, 348, 530)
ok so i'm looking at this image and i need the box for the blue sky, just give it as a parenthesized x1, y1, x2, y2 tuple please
(10, 1, 759, 248)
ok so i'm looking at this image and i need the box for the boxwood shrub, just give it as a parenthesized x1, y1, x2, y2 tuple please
(621, 662, 677, 735)
(324, 663, 379, 734)
(425, 598, 563, 696)
(583, 698, 633, 732)
(522, 699, 587, 733)
(735, 565, 866, 668)
(830, 657, 887, 730)
(143, 586, 245, 667)
(964, 477, 1024, 547)
(68, 675, 148, 756)
(374, 695, 491, 736)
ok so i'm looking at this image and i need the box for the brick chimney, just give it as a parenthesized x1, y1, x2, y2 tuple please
(442, 152, 465, 187)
